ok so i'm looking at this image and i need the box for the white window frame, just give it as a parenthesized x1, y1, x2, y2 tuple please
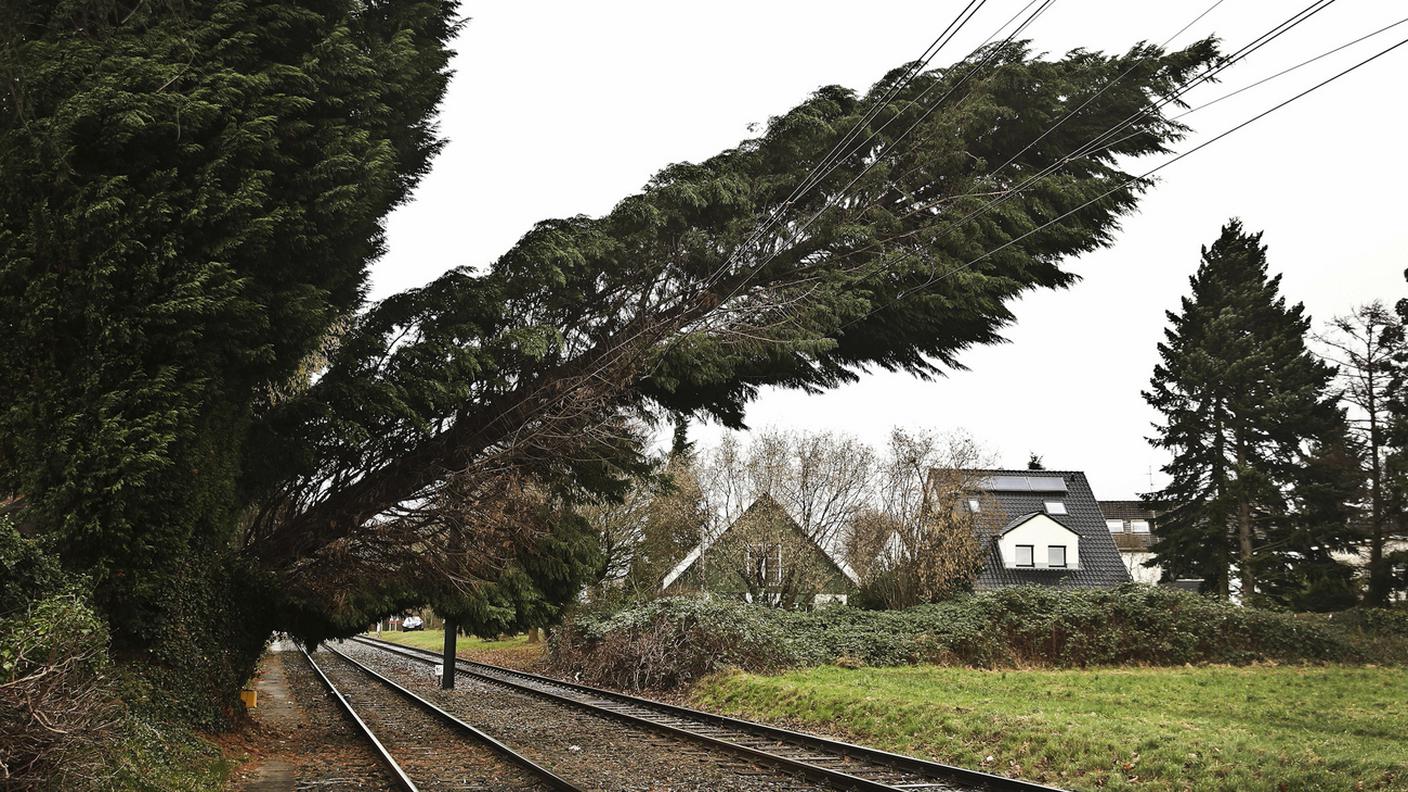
(1044, 500, 1067, 515)
(967, 498, 981, 513)
(1048, 545, 1067, 568)
(1130, 519, 1151, 534)
(1015, 544, 1035, 568)
(1106, 519, 1125, 532)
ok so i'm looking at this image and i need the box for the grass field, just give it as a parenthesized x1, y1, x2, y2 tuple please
(690, 664, 1408, 791)
(367, 629, 544, 668)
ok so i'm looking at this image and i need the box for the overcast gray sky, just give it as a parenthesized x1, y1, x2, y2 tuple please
(367, 0, 1408, 499)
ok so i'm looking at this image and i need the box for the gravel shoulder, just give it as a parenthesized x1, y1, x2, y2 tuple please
(336, 639, 816, 792)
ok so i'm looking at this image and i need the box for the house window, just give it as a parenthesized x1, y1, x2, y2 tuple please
(746, 543, 784, 584)
(1044, 501, 1067, 515)
(1015, 545, 1034, 567)
(967, 498, 981, 513)
(1130, 520, 1150, 534)
(1106, 519, 1125, 532)
(1048, 545, 1067, 567)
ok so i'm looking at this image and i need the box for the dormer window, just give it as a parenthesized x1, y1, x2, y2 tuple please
(967, 498, 981, 513)
(998, 513, 1081, 570)
(1044, 500, 1066, 515)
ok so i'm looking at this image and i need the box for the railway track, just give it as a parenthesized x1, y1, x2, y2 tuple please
(347, 635, 1067, 792)
(301, 646, 580, 791)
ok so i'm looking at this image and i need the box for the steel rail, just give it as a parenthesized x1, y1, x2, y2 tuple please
(300, 647, 420, 791)
(308, 645, 582, 791)
(350, 635, 1069, 792)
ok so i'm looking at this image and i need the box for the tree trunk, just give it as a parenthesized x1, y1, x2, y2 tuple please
(1236, 438, 1255, 603)
(527, 626, 541, 643)
(1366, 375, 1389, 606)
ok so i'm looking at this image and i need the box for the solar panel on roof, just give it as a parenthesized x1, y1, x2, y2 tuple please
(981, 474, 1068, 493)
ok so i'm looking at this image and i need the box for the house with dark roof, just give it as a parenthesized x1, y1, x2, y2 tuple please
(1098, 499, 1162, 585)
(660, 494, 859, 607)
(936, 469, 1131, 589)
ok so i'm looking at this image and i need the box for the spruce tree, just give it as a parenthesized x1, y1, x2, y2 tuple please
(1145, 220, 1342, 601)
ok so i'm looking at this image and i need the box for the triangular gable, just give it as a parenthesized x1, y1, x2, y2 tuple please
(999, 511, 1080, 539)
(660, 494, 860, 591)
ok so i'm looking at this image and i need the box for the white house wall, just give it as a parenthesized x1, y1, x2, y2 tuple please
(1122, 551, 1161, 585)
(997, 514, 1080, 569)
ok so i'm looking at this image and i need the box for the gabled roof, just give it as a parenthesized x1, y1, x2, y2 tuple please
(937, 468, 1132, 589)
(660, 494, 860, 591)
(1098, 500, 1158, 522)
(999, 511, 1079, 537)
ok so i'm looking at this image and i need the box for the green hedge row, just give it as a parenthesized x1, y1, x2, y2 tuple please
(551, 586, 1406, 690)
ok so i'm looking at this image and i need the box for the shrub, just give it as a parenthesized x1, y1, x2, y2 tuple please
(0, 593, 123, 789)
(553, 587, 1388, 689)
(0, 518, 64, 615)
(550, 597, 805, 689)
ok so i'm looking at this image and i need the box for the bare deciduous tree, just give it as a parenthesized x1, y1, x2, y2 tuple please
(850, 429, 996, 607)
(692, 429, 874, 607)
(1317, 301, 1406, 606)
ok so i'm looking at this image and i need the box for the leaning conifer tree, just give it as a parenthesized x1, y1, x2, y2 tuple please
(1145, 220, 1342, 601)
(3, 0, 1220, 720)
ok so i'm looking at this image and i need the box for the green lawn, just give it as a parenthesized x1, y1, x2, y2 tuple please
(690, 664, 1408, 791)
(366, 629, 534, 655)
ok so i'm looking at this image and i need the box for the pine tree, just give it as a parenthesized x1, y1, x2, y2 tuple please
(1145, 220, 1342, 601)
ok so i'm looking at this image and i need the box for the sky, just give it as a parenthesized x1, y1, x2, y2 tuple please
(367, 0, 1408, 499)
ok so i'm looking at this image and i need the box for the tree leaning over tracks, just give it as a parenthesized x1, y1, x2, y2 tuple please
(0, 0, 1219, 720)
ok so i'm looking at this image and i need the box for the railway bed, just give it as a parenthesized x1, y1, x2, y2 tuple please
(344, 635, 1068, 792)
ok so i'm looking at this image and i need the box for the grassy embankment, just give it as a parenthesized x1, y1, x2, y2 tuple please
(691, 663, 1408, 792)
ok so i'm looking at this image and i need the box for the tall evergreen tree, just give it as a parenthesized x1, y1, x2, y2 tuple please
(1145, 220, 1342, 601)
(0, 0, 458, 720)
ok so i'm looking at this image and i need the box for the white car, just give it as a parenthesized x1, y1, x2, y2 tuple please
(401, 615, 424, 631)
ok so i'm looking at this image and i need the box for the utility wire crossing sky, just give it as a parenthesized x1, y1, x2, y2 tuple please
(369, 0, 1408, 499)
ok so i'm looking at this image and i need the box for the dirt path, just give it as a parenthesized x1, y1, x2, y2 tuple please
(227, 641, 396, 791)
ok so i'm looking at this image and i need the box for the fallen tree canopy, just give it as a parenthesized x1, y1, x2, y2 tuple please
(1, 0, 1219, 721)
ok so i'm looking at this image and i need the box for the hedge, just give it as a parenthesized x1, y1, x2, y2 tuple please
(550, 586, 1404, 690)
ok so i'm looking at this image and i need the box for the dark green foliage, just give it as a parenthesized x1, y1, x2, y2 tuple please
(434, 506, 605, 639)
(1144, 220, 1347, 601)
(0, 0, 458, 721)
(249, 38, 1221, 578)
(0, 518, 64, 615)
(1, 2, 1222, 724)
(551, 588, 1388, 690)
